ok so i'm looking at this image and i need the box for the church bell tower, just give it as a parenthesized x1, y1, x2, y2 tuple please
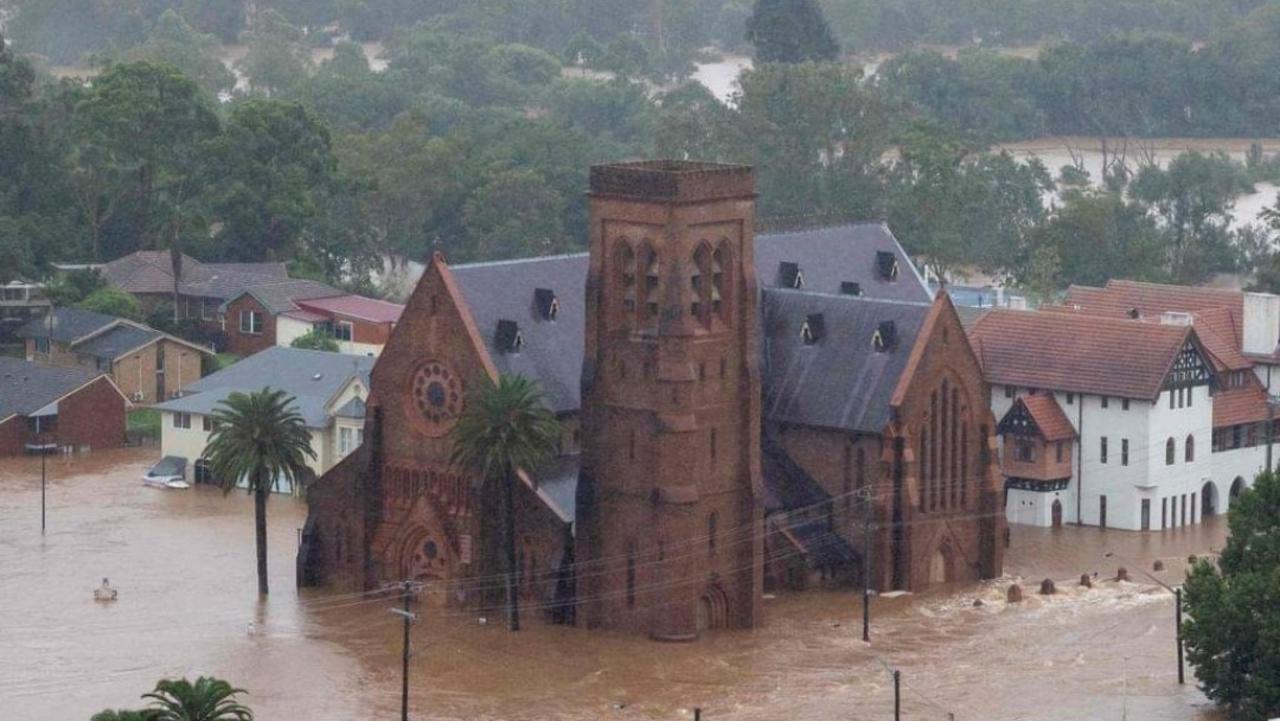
(576, 161, 763, 639)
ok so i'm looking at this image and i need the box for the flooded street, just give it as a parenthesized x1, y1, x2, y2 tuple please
(2, 450, 1226, 720)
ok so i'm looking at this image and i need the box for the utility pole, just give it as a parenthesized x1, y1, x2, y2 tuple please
(390, 581, 420, 721)
(40, 433, 47, 534)
(893, 669, 901, 721)
(862, 491, 872, 643)
(1175, 587, 1185, 685)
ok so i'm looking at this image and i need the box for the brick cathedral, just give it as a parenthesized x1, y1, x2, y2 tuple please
(299, 161, 1005, 639)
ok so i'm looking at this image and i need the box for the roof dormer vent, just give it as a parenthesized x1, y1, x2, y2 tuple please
(801, 313, 825, 345)
(495, 319, 525, 353)
(872, 321, 897, 352)
(534, 288, 559, 321)
(875, 251, 900, 281)
(779, 262, 804, 289)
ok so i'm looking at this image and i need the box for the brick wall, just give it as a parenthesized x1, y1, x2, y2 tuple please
(112, 345, 158, 404)
(224, 295, 277, 357)
(0, 417, 22, 457)
(55, 376, 127, 452)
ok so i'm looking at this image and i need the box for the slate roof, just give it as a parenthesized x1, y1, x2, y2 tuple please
(446, 223, 928, 417)
(0, 357, 107, 419)
(153, 347, 375, 428)
(533, 454, 580, 524)
(74, 324, 162, 360)
(761, 291, 931, 434)
(969, 309, 1195, 400)
(297, 295, 404, 323)
(761, 433, 833, 512)
(334, 396, 367, 419)
(451, 254, 589, 414)
(1018, 395, 1076, 442)
(18, 307, 117, 344)
(231, 279, 345, 315)
(754, 223, 931, 301)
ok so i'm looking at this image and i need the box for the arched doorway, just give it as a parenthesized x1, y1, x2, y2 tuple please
(397, 530, 451, 606)
(697, 584, 729, 633)
(1201, 481, 1220, 517)
(1230, 476, 1247, 505)
(928, 544, 953, 585)
(1051, 499, 1063, 529)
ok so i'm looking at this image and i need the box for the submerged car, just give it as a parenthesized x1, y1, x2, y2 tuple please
(143, 456, 191, 489)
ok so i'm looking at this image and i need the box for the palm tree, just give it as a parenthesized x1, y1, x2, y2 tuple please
(142, 677, 253, 721)
(450, 374, 560, 631)
(204, 388, 315, 596)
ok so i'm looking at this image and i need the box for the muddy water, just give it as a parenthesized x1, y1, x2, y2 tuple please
(1, 451, 1227, 720)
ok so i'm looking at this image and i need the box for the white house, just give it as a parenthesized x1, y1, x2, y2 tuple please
(152, 347, 375, 491)
(970, 302, 1273, 532)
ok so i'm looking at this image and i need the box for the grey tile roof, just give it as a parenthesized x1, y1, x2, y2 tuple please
(754, 222, 931, 301)
(533, 454, 579, 524)
(334, 396, 367, 419)
(451, 255, 589, 414)
(761, 290, 931, 434)
(74, 324, 162, 360)
(0, 357, 105, 418)
(448, 223, 926, 418)
(235, 279, 344, 315)
(17, 307, 117, 344)
(98, 251, 291, 300)
(152, 347, 375, 428)
(761, 433, 831, 512)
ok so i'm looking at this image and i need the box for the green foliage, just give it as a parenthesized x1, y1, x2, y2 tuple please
(290, 329, 340, 352)
(142, 677, 253, 721)
(745, 0, 840, 63)
(1028, 189, 1168, 288)
(1182, 470, 1280, 721)
(127, 409, 162, 440)
(76, 287, 145, 321)
(45, 269, 109, 307)
(91, 710, 156, 721)
(237, 9, 313, 96)
(205, 388, 315, 595)
(120, 10, 236, 97)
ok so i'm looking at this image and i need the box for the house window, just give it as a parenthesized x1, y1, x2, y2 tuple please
(1165, 437, 1176, 465)
(1178, 388, 1185, 409)
(1100, 436, 1108, 464)
(709, 428, 718, 464)
(332, 321, 353, 342)
(202, 416, 214, 432)
(35, 337, 50, 354)
(1004, 385, 1014, 399)
(1013, 439, 1035, 463)
(1169, 390, 1175, 410)
(95, 357, 111, 372)
(339, 426, 363, 456)
(1055, 441, 1065, 463)
(239, 310, 264, 335)
(1185, 434, 1195, 462)
(1101, 396, 1109, 409)
(173, 413, 192, 430)
(1121, 439, 1129, 466)
(26, 414, 58, 434)
(1187, 387, 1193, 407)
(1066, 393, 1074, 405)
(201, 298, 217, 320)
(708, 512, 718, 556)
(1122, 398, 1130, 411)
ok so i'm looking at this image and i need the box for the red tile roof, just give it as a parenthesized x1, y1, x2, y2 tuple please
(1063, 279, 1243, 319)
(1213, 382, 1272, 428)
(968, 309, 1194, 400)
(1191, 306, 1250, 372)
(1021, 394, 1076, 441)
(296, 294, 405, 324)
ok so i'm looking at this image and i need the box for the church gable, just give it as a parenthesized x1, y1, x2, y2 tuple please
(890, 292, 987, 420)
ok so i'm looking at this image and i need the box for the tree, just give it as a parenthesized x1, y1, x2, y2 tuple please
(745, 0, 840, 64)
(1031, 189, 1168, 288)
(1182, 470, 1280, 721)
(142, 677, 253, 721)
(450, 374, 560, 631)
(45, 269, 109, 307)
(290, 329, 340, 352)
(122, 10, 237, 97)
(237, 9, 313, 97)
(91, 711, 156, 721)
(204, 389, 316, 596)
(76, 287, 144, 321)
(209, 99, 338, 262)
(462, 169, 568, 260)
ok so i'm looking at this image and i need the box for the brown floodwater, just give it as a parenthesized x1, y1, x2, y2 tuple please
(1, 450, 1228, 721)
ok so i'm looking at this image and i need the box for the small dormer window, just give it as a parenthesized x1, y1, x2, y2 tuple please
(840, 282, 862, 296)
(1127, 307, 1141, 319)
(801, 313, 825, 345)
(495, 319, 524, 353)
(875, 251, 900, 281)
(534, 288, 559, 321)
(779, 261, 804, 289)
(872, 320, 897, 352)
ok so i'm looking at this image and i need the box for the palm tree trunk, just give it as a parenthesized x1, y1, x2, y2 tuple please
(255, 479, 269, 596)
(503, 472, 519, 631)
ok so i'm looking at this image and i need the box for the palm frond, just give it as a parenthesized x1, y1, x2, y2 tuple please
(142, 676, 253, 721)
(450, 374, 561, 487)
(202, 387, 316, 497)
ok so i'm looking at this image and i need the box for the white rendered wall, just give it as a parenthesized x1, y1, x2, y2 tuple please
(275, 315, 317, 348)
(1242, 292, 1280, 356)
